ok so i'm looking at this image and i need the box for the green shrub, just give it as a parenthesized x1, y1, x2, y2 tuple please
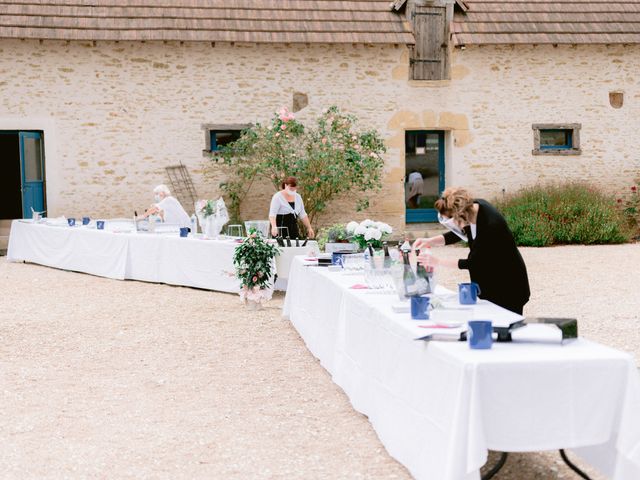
(495, 183, 630, 246)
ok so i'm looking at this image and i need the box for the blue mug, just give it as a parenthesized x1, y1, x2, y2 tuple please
(459, 282, 481, 305)
(67, 217, 76, 227)
(82, 216, 90, 225)
(410, 295, 430, 320)
(179, 227, 190, 238)
(96, 220, 105, 230)
(468, 320, 493, 349)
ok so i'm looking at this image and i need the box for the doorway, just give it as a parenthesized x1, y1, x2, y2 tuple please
(405, 130, 445, 222)
(0, 131, 46, 219)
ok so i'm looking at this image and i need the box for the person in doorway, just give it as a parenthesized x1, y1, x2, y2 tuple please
(413, 187, 530, 314)
(406, 170, 424, 208)
(268, 176, 314, 239)
(139, 184, 191, 228)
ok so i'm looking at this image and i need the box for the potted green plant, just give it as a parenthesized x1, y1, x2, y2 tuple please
(233, 229, 281, 309)
(317, 223, 353, 252)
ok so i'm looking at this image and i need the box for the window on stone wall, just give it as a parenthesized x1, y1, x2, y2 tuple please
(532, 124, 581, 155)
(202, 124, 250, 156)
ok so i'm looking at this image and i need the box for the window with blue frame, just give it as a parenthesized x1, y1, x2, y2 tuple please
(209, 130, 242, 152)
(532, 123, 581, 155)
(540, 129, 572, 149)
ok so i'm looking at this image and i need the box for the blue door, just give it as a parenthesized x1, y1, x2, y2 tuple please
(19, 131, 45, 218)
(405, 131, 445, 223)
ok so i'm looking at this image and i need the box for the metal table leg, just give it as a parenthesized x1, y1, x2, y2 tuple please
(559, 449, 592, 479)
(481, 452, 508, 480)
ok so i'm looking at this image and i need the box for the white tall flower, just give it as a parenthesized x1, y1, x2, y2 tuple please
(361, 219, 375, 228)
(346, 221, 359, 234)
(378, 222, 393, 234)
(364, 227, 382, 241)
(354, 225, 367, 236)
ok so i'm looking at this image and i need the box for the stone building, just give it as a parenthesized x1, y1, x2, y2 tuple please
(0, 0, 639, 241)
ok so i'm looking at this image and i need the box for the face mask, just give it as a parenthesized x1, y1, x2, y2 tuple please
(438, 213, 468, 242)
(154, 194, 161, 202)
(286, 187, 296, 194)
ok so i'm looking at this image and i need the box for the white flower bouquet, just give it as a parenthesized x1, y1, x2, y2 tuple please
(345, 219, 393, 249)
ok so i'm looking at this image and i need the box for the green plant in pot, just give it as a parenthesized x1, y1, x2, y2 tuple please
(233, 229, 281, 309)
(317, 223, 350, 251)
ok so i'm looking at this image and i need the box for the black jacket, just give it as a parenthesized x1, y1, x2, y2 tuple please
(444, 199, 530, 314)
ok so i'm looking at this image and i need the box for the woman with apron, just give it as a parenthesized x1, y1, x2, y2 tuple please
(268, 176, 314, 240)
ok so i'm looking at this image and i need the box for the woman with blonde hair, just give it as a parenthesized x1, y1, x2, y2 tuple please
(414, 187, 530, 314)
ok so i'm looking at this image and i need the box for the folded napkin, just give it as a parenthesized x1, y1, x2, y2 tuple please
(350, 284, 369, 289)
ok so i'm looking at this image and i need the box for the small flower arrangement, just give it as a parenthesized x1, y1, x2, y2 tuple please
(346, 219, 393, 249)
(195, 199, 216, 218)
(316, 223, 349, 251)
(233, 229, 281, 306)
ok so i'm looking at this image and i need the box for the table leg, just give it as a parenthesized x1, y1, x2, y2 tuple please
(481, 452, 508, 480)
(559, 449, 592, 479)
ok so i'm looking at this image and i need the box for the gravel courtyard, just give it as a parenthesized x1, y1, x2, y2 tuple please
(1, 243, 638, 479)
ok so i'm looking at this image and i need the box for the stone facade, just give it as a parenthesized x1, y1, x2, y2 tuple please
(1, 39, 638, 232)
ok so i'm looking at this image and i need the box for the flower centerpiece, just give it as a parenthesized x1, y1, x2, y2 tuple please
(346, 219, 393, 250)
(233, 229, 281, 309)
(195, 198, 229, 238)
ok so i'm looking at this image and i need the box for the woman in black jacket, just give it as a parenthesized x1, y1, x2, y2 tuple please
(414, 187, 530, 314)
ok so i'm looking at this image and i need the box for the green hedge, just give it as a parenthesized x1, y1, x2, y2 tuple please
(495, 183, 630, 247)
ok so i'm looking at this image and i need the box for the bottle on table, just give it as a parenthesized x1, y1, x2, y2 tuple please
(383, 241, 392, 268)
(401, 248, 418, 296)
(190, 214, 198, 236)
(416, 247, 434, 294)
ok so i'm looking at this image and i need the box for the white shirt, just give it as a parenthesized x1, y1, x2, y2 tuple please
(470, 223, 477, 240)
(155, 196, 191, 228)
(269, 191, 307, 218)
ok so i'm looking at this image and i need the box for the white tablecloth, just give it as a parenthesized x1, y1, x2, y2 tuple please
(283, 257, 640, 480)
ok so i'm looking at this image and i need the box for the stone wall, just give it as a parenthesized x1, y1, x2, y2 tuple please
(0, 39, 638, 234)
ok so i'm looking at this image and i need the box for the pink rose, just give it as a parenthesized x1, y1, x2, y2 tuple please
(281, 124, 287, 130)
(252, 276, 258, 282)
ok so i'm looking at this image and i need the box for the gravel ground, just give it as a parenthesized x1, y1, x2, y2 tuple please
(0, 243, 638, 479)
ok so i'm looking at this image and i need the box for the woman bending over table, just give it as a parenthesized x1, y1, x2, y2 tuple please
(269, 176, 314, 240)
(414, 187, 530, 314)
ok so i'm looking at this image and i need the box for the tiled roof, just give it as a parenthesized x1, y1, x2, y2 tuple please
(452, 1, 640, 45)
(0, 0, 415, 44)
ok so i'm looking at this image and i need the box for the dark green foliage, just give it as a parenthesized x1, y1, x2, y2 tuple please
(495, 183, 630, 247)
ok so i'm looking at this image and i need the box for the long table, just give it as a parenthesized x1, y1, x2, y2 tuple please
(283, 257, 640, 480)
(7, 220, 315, 292)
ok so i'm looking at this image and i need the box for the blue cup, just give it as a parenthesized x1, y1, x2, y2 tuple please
(468, 320, 493, 349)
(179, 227, 190, 238)
(459, 282, 481, 305)
(96, 220, 105, 230)
(331, 252, 344, 267)
(67, 217, 76, 227)
(82, 216, 90, 225)
(410, 295, 430, 320)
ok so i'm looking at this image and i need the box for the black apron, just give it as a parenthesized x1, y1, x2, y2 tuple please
(275, 201, 300, 238)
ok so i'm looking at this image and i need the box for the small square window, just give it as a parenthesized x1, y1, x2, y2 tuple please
(209, 130, 241, 152)
(532, 124, 581, 155)
(540, 129, 572, 149)
(202, 124, 251, 156)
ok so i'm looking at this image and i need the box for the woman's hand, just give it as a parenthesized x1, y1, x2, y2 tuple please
(413, 235, 445, 250)
(271, 226, 279, 237)
(307, 227, 315, 239)
(417, 250, 439, 268)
